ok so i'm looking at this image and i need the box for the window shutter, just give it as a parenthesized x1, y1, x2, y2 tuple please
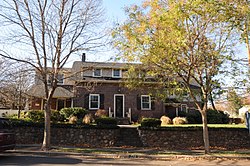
(84, 94, 89, 109)
(137, 95, 141, 110)
(100, 94, 104, 109)
(151, 100, 155, 110)
(151, 95, 155, 110)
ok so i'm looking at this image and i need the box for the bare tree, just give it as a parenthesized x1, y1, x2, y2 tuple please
(0, 0, 106, 151)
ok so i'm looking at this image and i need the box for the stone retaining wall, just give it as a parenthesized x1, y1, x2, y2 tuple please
(13, 126, 250, 150)
(14, 126, 119, 147)
(139, 128, 250, 150)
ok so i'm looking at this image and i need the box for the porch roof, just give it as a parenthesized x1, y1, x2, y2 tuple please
(27, 85, 74, 98)
(164, 98, 181, 106)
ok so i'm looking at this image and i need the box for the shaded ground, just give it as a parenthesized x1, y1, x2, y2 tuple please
(0, 152, 250, 166)
(9, 144, 250, 161)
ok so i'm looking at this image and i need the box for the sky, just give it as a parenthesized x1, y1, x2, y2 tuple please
(74, 0, 144, 65)
(83, 0, 248, 64)
(103, 0, 143, 22)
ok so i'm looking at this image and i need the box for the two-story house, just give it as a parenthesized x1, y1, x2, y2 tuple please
(27, 54, 201, 122)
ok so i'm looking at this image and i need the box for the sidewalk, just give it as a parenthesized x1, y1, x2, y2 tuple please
(11, 144, 250, 161)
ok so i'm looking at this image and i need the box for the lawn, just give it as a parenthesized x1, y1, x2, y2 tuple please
(160, 124, 246, 128)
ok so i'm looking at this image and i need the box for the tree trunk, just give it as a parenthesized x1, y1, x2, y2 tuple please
(41, 101, 51, 151)
(246, 42, 250, 65)
(209, 91, 216, 110)
(201, 110, 210, 154)
(18, 90, 21, 118)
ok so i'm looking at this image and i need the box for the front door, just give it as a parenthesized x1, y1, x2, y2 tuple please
(114, 95, 124, 118)
(57, 99, 65, 111)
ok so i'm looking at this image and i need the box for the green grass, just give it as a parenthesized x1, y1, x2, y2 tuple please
(160, 124, 246, 128)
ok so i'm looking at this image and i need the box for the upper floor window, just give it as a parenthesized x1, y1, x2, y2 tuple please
(112, 69, 121, 78)
(89, 94, 100, 109)
(141, 95, 151, 110)
(93, 69, 102, 77)
(48, 74, 64, 84)
(57, 74, 64, 84)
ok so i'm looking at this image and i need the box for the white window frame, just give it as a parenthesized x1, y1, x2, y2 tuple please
(47, 74, 64, 85)
(89, 94, 100, 109)
(57, 74, 64, 85)
(181, 104, 188, 113)
(93, 69, 102, 77)
(112, 69, 122, 78)
(141, 95, 151, 110)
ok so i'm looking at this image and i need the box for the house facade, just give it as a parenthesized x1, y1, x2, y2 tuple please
(28, 55, 201, 122)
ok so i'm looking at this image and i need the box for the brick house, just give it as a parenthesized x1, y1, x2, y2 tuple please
(28, 54, 201, 122)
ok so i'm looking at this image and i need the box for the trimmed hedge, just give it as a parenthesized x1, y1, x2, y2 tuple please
(207, 109, 230, 124)
(9, 118, 119, 129)
(95, 117, 117, 126)
(185, 109, 230, 124)
(141, 118, 161, 128)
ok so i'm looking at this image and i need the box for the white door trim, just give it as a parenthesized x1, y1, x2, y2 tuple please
(114, 94, 125, 118)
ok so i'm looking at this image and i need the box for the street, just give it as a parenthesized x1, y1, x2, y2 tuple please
(0, 153, 249, 166)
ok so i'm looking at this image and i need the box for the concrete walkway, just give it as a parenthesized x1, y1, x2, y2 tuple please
(8, 144, 250, 161)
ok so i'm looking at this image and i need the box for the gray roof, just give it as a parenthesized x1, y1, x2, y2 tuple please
(72, 61, 139, 71)
(28, 85, 74, 98)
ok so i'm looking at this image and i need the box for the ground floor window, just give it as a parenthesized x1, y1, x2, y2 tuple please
(89, 94, 100, 109)
(141, 95, 151, 110)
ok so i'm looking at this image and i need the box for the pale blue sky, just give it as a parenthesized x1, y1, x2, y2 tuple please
(79, 0, 144, 64)
(103, 0, 143, 22)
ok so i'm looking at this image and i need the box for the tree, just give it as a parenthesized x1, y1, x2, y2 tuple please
(113, 0, 236, 154)
(227, 89, 243, 116)
(0, 60, 32, 112)
(0, 0, 106, 151)
(214, 0, 250, 64)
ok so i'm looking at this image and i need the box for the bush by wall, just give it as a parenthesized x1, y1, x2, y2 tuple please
(186, 111, 202, 124)
(26, 110, 44, 122)
(60, 107, 88, 120)
(207, 109, 230, 124)
(141, 118, 161, 128)
(185, 109, 229, 124)
(173, 117, 188, 125)
(160, 116, 172, 125)
(95, 117, 117, 126)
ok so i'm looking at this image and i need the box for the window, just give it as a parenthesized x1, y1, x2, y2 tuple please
(141, 95, 151, 110)
(57, 74, 64, 84)
(93, 69, 102, 77)
(47, 74, 64, 84)
(181, 104, 187, 112)
(112, 69, 121, 78)
(89, 94, 100, 109)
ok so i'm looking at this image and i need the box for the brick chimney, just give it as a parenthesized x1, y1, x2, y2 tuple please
(82, 53, 86, 62)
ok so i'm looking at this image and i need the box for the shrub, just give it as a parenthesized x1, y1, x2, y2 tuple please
(82, 114, 94, 124)
(26, 110, 44, 122)
(141, 118, 161, 128)
(186, 111, 202, 124)
(51, 110, 65, 123)
(173, 117, 188, 125)
(207, 109, 230, 124)
(95, 109, 108, 118)
(60, 107, 88, 120)
(69, 116, 78, 124)
(160, 116, 172, 126)
(95, 117, 117, 126)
